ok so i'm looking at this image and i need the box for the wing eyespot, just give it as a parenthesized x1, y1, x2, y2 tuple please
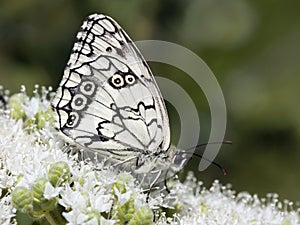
(108, 73, 138, 89)
(80, 81, 96, 96)
(66, 112, 80, 128)
(125, 74, 136, 85)
(109, 74, 125, 89)
(71, 94, 88, 111)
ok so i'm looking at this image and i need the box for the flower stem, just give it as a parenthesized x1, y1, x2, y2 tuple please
(44, 212, 56, 225)
(44, 208, 66, 225)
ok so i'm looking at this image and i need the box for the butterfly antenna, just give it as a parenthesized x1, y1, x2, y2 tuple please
(185, 140, 232, 152)
(191, 152, 227, 176)
(164, 171, 171, 193)
(182, 140, 232, 176)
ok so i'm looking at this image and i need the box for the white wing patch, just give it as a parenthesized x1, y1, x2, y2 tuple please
(52, 14, 170, 160)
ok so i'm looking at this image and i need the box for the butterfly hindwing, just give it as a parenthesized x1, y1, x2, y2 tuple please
(52, 14, 170, 160)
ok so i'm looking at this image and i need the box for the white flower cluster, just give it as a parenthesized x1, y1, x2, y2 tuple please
(0, 87, 299, 225)
(157, 175, 300, 224)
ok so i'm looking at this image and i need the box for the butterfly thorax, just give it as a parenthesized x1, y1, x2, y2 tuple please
(127, 145, 187, 188)
(134, 145, 183, 173)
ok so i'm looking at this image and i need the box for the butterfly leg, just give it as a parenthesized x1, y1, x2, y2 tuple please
(164, 169, 171, 194)
(146, 170, 162, 203)
(111, 156, 138, 167)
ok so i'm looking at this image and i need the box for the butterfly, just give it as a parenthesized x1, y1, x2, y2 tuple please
(52, 14, 185, 187)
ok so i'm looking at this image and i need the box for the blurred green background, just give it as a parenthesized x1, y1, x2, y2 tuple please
(1, 0, 300, 202)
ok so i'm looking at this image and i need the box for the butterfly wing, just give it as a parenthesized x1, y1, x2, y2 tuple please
(52, 14, 170, 160)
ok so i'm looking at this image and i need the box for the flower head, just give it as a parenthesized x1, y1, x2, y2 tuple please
(0, 87, 300, 225)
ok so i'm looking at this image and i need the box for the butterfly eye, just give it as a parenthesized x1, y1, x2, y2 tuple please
(110, 74, 125, 88)
(125, 74, 136, 85)
(71, 94, 87, 111)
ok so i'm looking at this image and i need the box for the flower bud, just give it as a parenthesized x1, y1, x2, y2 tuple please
(32, 178, 57, 212)
(48, 161, 70, 187)
(8, 93, 27, 121)
(128, 207, 153, 225)
(12, 186, 33, 213)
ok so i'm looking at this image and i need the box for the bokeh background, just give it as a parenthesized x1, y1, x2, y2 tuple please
(1, 0, 300, 202)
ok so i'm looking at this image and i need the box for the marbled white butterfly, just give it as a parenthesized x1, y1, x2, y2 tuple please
(52, 14, 185, 187)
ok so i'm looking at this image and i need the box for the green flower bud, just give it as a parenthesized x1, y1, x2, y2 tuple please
(78, 176, 84, 186)
(48, 161, 70, 187)
(114, 197, 135, 224)
(199, 201, 208, 215)
(34, 107, 55, 129)
(16, 174, 24, 184)
(282, 220, 292, 225)
(128, 207, 153, 225)
(8, 93, 27, 121)
(12, 186, 33, 213)
(112, 182, 126, 196)
(112, 173, 133, 195)
(32, 178, 57, 213)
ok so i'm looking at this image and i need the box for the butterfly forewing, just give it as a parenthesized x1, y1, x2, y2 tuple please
(52, 14, 170, 160)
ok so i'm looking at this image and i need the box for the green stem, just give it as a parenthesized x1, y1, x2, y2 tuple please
(52, 207, 66, 225)
(44, 207, 66, 225)
(44, 212, 57, 225)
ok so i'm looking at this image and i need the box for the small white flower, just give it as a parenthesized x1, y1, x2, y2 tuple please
(59, 185, 87, 211)
(83, 217, 99, 225)
(23, 97, 40, 118)
(0, 195, 16, 225)
(113, 186, 132, 205)
(100, 216, 118, 225)
(91, 193, 112, 213)
(134, 193, 147, 209)
(63, 209, 89, 225)
(44, 181, 61, 199)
